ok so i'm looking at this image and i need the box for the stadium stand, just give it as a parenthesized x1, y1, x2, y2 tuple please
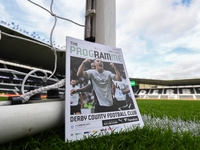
(0, 24, 66, 100)
(130, 78, 200, 100)
(0, 61, 65, 98)
(135, 86, 200, 100)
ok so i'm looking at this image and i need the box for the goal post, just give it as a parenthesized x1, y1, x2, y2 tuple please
(85, 0, 116, 47)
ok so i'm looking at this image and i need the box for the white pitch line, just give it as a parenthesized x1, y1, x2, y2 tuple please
(142, 114, 200, 136)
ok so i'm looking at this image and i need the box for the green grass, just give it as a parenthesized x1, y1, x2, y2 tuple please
(0, 96, 8, 101)
(137, 99, 200, 121)
(1, 126, 200, 150)
(1, 99, 200, 149)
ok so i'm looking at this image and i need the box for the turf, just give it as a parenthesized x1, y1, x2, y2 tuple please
(0, 96, 8, 101)
(136, 99, 200, 121)
(1, 126, 200, 150)
(0, 99, 200, 149)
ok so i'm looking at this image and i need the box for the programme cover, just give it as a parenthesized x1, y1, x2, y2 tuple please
(65, 36, 144, 142)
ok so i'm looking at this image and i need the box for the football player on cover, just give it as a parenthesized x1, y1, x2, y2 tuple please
(77, 58, 121, 113)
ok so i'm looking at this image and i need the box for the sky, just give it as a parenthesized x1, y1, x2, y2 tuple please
(1, 0, 200, 80)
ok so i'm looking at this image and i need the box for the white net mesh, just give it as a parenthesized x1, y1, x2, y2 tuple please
(0, 0, 86, 104)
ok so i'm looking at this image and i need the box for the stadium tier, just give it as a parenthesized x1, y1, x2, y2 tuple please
(130, 77, 200, 100)
(135, 87, 200, 100)
(0, 25, 65, 74)
(0, 24, 66, 99)
(0, 61, 65, 98)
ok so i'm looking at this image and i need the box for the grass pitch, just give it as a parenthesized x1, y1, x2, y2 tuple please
(0, 96, 8, 101)
(137, 99, 200, 121)
(1, 99, 200, 150)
